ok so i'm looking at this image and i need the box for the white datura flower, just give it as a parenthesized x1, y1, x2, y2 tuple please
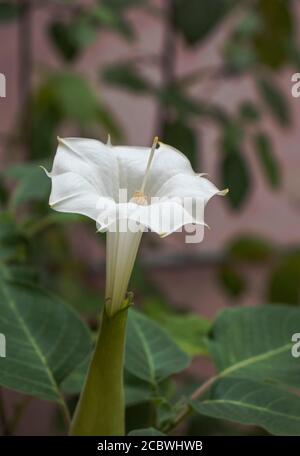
(44, 136, 227, 316)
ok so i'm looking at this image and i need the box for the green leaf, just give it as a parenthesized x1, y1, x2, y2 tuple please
(228, 235, 273, 262)
(126, 309, 189, 385)
(221, 150, 251, 210)
(239, 102, 260, 123)
(158, 86, 201, 117)
(124, 371, 156, 407)
(0, 2, 22, 22)
(207, 305, 300, 389)
(4, 161, 51, 208)
(163, 120, 199, 171)
(0, 267, 92, 401)
(128, 427, 165, 436)
(0, 213, 28, 263)
(192, 377, 300, 436)
(173, 0, 236, 46)
(257, 78, 290, 126)
(62, 356, 157, 407)
(253, 132, 281, 189)
(218, 264, 246, 298)
(49, 19, 96, 62)
(192, 305, 300, 435)
(253, 0, 293, 69)
(144, 302, 210, 357)
(102, 64, 151, 93)
(268, 252, 300, 305)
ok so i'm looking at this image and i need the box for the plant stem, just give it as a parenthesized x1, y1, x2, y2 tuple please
(162, 375, 218, 433)
(69, 308, 128, 436)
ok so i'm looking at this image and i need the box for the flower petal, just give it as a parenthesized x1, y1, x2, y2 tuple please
(47, 171, 104, 220)
(155, 173, 223, 203)
(50, 137, 119, 200)
(112, 142, 194, 198)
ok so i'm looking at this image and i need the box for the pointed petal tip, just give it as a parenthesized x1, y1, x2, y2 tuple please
(219, 188, 229, 196)
(39, 165, 51, 177)
(106, 134, 112, 147)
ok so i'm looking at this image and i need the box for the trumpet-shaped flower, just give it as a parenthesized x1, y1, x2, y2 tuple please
(45, 136, 226, 316)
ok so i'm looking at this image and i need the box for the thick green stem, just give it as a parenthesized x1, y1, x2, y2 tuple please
(70, 308, 128, 436)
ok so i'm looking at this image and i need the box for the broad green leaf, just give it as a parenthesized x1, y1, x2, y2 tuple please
(0, 267, 92, 401)
(163, 120, 198, 171)
(221, 150, 251, 210)
(192, 377, 300, 436)
(126, 309, 189, 385)
(102, 64, 151, 93)
(4, 161, 51, 208)
(257, 78, 290, 126)
(61, 356, 90, 395)
(62, 355, 157, 407)
(253, 132, 281, 189)
(128, 427, 165, 436)
(124, 371, 156, 407)
(207, 305, 300, 389)
(173, 0, 236, 46)
(268, 252, 300, 305)
(228, 235, 273, 262)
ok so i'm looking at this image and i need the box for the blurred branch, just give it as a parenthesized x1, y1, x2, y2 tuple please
(178, 64, 233, 88)
(154, 0, 177, 136)
(18, 0, 33, 157)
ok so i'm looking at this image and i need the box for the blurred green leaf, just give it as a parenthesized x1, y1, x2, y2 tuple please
(91, 4, 134, 40)
(158, 85, 201, 117)
(144, 301, 210, 357)
(254, 0, 293, 69)
(238, 102, 260, 123)
(268, 251, 300, 305)
(4, 161, 51, 208)
(221, 149, 251, 210)
(128, 427, 165, 436)
(27, 71, 121, 158)
(223, 41, 257, 74)
(218, 264, 246, 298)
(0, 266, 92, 401)
(253, 132, 281, 189)
(49, 19, 96, 62)
(0, 213, 28, 263)
(163, 119, 198, 171)
(0, 2, 22, 22)
(173, 0, 236, 46)
(257, 78, 290, 126)
(126, 309, 189, 385)
(102, 64, 151, 93)
(228, 235, 273, 263)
